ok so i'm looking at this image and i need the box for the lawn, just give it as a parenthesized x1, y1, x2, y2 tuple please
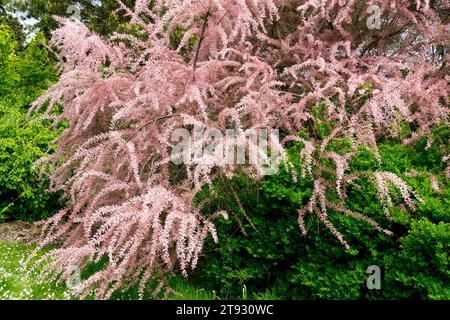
(0, 241, 217, 300)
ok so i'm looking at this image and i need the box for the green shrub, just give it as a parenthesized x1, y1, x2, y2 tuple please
(381, 218, 450, 300)
(193, 127, 449, 300)
(0, 25, 62, 222)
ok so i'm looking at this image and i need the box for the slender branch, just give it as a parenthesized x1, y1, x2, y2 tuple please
(39, 40, 63, 63)
(192, 9, 212, 77)
(124, 114, 178, 142)
(136, 114, 177, 132)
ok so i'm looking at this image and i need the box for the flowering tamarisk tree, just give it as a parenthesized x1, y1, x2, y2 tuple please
(31, 0, 448, 298)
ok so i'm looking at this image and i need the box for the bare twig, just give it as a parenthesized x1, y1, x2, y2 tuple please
(136, 114, 177, 132)
(193, 9, 212, 78)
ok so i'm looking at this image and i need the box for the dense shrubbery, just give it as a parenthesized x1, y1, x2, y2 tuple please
(194, 127, 449, 300)
(0, 25, 62, 221)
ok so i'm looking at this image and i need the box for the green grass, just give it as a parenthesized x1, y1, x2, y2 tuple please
(0, 241, 67, 299)
(167, 278, 219, 300)
(0, 241, 217, 300)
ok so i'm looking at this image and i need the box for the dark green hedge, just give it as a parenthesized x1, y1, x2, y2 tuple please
(0, 25, 63, 222)
(193, 128, 449, 300)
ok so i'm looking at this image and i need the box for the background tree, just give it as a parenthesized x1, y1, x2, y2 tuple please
(0, 2, 25, 43)
(7, 0, 135, 38)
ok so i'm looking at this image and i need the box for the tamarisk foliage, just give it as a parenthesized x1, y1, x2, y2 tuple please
(31, 0, 448, 298)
